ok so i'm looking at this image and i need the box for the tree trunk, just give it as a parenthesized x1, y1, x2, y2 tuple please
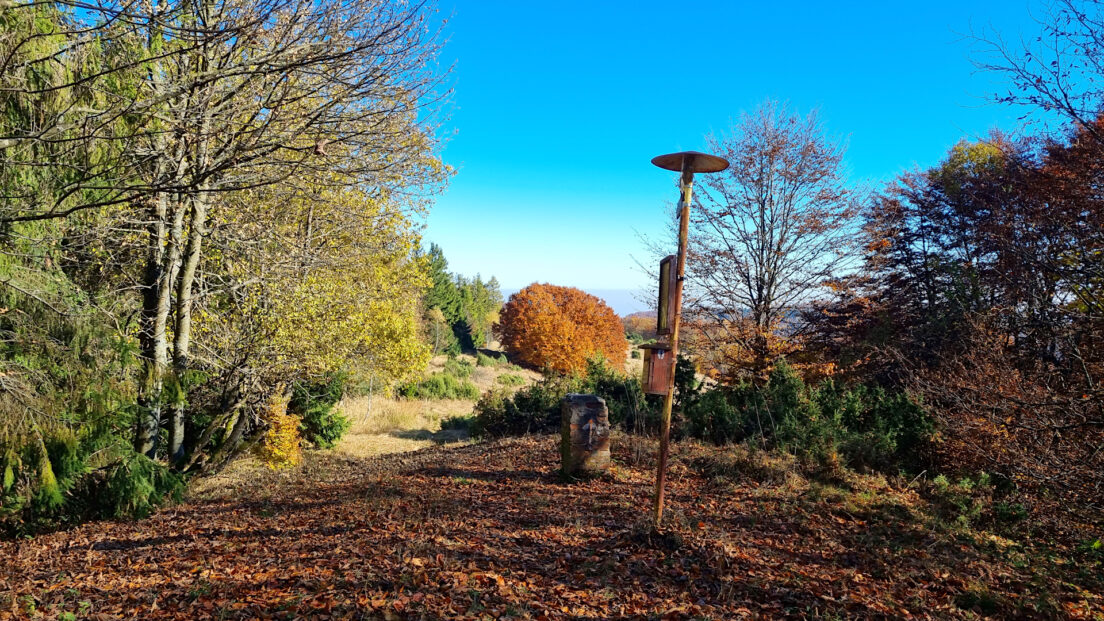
(169, 193, 207, 465)
(202, 407, 252, 475)
(135, 196, 184, 457)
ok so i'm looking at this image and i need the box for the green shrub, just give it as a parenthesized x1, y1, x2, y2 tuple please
(94, 452, 184, 519)
(44, 429, 84, 491)
(398, 372, 480, 400)
(924, 474, 992, 529)
(838, 429, 898, 472)
(682, 360, 829, 454)
(300, 405, 351, 450)
(501, 373, 582, 435)
(1078, 538, 1102, 557)
(470, 358, 656, 438)
(954, 586, 1003, 615)
(439, 415, 472, 431)
(1, 427, 182, 535)
(578, 358, 652, 430)
(920, 473, 1035, 532)
(443, 357, 474, 379)
(774, 408, 841, 469)
(1, 450, 14, 493)
(470, 387, 561, 438)
(291, 374, 352, 449)
(472, 370, 573, 438)
(630, 349, 641, 359)
(672, 355, 703, 409)
(813, 381, 933, 471)
(0, 428, 86, 531)
(496, 373, 525, 386)
(684, 388, 750, 445)
(476, 352, 509, 367)
(397, 357, 481, 400)
(679, 359, 934, 474)
(994, 501, 1028, 524)
(443, 339, 462, 356)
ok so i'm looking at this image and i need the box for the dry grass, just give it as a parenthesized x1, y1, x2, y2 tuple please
(332, 395, 470, 457)
(424, 351, 542, 392)
(198, 349, 551, 496)
(199, 346, 651, 500)
(188, 454, 290, 501)
(340, 395, 472, 434)
(619, 431, 657, 468)
(625, 349, 644, 379)
(332, 349, 541, 460)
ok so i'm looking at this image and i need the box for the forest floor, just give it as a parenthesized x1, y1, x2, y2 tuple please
(3, 350, 1102, 619)
(4, 430, 1103, 620)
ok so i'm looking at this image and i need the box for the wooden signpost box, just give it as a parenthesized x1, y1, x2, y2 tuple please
(641, 254, 678, 394)
(639, 342, 673, 395)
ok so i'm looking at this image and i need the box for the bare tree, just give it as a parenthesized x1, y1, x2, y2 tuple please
(685, 101, 858, 380)
(973, 0, 1104, 144)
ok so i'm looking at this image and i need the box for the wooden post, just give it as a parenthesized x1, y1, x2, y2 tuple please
(653, 164, 694, 527)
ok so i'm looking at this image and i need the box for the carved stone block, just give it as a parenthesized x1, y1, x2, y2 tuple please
(560, 394, 610, 476)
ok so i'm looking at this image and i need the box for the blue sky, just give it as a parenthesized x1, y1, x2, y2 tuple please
(422, 1, 1042, 314)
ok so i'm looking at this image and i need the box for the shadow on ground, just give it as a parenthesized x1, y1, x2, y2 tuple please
(389, 427, 469, 445)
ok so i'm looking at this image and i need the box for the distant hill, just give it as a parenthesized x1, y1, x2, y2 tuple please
(503, 287, 649, 317)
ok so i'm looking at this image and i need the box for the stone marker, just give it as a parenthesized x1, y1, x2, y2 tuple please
(560, 394, 610, 476)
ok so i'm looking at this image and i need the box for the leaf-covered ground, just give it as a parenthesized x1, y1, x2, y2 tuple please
(3, 435, 1101, 619)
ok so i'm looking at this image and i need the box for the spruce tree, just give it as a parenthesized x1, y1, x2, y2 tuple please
(423, 244, 462, 323)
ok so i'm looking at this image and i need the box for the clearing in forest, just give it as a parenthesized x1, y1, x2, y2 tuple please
(321, 352, 542, 458)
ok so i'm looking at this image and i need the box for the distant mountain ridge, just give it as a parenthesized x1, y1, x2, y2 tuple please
(502, 287, 649, 317)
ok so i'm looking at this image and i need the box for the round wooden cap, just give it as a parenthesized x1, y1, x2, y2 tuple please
(651, 150, 729, 173)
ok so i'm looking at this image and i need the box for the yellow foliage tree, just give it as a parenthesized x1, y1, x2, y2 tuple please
(196, 181, 431, 387)
(256, 390, 301, 470)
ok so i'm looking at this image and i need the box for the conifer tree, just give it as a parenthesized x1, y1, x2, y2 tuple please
(424, 244, 462, 322)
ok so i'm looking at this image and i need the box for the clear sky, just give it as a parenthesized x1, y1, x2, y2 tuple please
(422, 1, 1042, 314)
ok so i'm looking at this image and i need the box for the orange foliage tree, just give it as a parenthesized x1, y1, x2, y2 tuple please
(681, 315, 836, 385)
(622, 312, 657, 341)
(497, 284, 625, 374)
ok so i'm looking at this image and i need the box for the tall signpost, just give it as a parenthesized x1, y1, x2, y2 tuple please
(649, 150, 729, 527)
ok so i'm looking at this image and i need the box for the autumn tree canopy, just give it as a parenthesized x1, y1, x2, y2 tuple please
(805, 126, 1104, 516)
(497, 284, 625, 374)
(677, 100, 857, 382)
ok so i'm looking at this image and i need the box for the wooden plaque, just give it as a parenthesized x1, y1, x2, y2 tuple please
(657, 255, 677, 336)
